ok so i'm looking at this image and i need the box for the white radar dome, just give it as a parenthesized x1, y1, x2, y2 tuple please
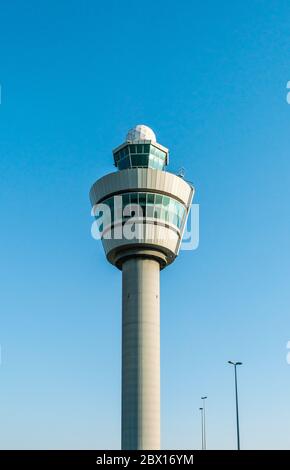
(126, 125, 156, 143)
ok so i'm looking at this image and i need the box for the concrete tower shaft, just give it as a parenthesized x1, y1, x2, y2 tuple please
(122, 258, 160, 449)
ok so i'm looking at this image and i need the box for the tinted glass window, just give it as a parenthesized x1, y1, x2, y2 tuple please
(130, 193, 138, 205)
(123, 193, 130, 207)
(147, 193, 155, 204)
(118, 157, 130, 170)
(163, 196, 170, 206)
(146, 206, 154, 218)
(155, 194, 162, 205)
(153, 207, 161, 218)
(139, 193, 146, 205)
(138, 155, 149, 166)
(100, 193, 186, 231)
(130, 155, 140, 167)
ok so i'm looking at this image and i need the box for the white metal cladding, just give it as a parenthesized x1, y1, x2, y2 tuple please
(89, 168, 194, 208)
(101, 224, 180, 259)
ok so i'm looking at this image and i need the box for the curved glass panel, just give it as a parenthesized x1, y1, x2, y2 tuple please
(96, 192, 186, 231)
(114, 143, 167, 170)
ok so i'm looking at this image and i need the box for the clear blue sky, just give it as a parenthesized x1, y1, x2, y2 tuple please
(1, 0, 290, 450)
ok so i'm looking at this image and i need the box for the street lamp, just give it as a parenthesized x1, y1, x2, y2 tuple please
(201, 396, 207, 450)
(199, 407, 204, 450)
(228, 361, 243, 450)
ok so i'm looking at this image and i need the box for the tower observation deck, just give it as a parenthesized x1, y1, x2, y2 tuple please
(90, 125, 194, 449)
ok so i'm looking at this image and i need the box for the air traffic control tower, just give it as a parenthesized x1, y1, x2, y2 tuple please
(90, 125, 194, 450)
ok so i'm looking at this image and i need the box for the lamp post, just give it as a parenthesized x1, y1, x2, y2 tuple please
(228, 361, 242, 450)
(199, 407, 204, 450)
(201, 396, 207, 450)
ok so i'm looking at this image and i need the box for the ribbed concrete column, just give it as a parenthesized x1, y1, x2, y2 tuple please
(121, 257, 160, 450)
